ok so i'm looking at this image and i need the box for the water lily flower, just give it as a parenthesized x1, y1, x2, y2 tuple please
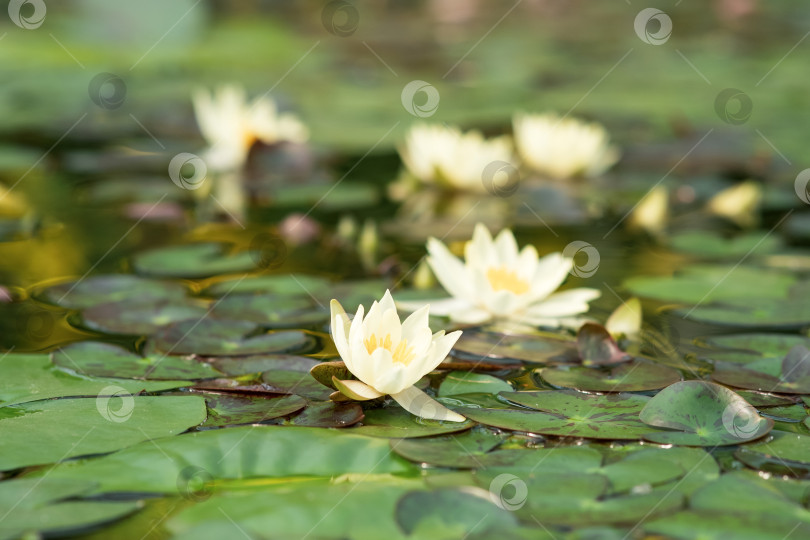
(193, 84, 309, 172)
(413, 223, 600, 327)
(330, 290, 465, 422)
(513, 113, 619, 179)
(706, 180, 761, 228)
(392, 123, 514, 198)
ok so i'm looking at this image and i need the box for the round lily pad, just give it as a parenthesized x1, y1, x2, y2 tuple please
(352, 405, 474, 438)
(390, 428, 505, 468)
(150, 319, 315, 356)
(451, 330, 573, 364)
(711, 347, 810, 394)
(639, 381, 773, 446)
(285, 400, 365, 428)
(669, 230, 783, 258)
(735, 390, 795, 408)
(260, 369, 334, 400)
(735, 430, 810, 476)
(645, 510, 810, 540)
(132, 243, 260, 279)
(539, 361, 682, 392)
(212, 354, 320, 376)
(464, 391, 658, 440)
(701, 333, 810, 363)
(37, 274, 187, 309)
(309, 361, 353, 390)
(202, 393, 306, 427)
(52, 341, 222, 380)
(210, 293, 328, 329)
(202, 274, 331, 298)
(438, 371, 513, 397)
(678, 298, 810, 330)
(78, 297, 210, 335)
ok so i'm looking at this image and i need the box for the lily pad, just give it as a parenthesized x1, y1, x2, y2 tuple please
(539, 361, 682, 392)
(390, 429, 505, 468)
(669, 230, 783, 258)
(211, 354, 319, 376)
(639, 380, 773, 446)
(0, 478, 141, 539)
(45, 426, 413, 494)
(132, 242, 260, 279)
(52, 341, 222, 380)
(37, 274, 187, 309)
(260, 369, 334, 400)
(701, 333, 810, 363)
(438, 371, 513, 397)
(309, 360, 353, 390)
(451, 330, 572, 363)
(0, 354, 190, 407)
(0, 395, 206, 471)
(210, 293, 329, 328)
(646, 510, 810, 540)
(202, 392, 306, 427)
(464, 391, 657, 440)
(78, 297, 210, 335)
(202, 274, 332, 298)
(353, 405, 474, 438)
(678, 297, 810, 330)
(736, 390, 795, 408)
(150, 319, 315, 356)
(735, 430, 810, 476)
(577, 323, 632, 366)
(285, 400, 365, 428)
(711, 346, 810, 394)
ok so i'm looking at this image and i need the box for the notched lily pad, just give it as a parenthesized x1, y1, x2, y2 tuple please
(202, 274, 331, 298)
(438, 371, 513, 397)
(37, 274, 187, 309)
(639, 380, 773, 446)
(390, 428, 505, 468)
(132, 242, 260, 279)
(210, 293, 329, 329)
(52, 341, 222, 380)
(260, 369, 334, 400)
(539, 361, 682, 392)
(284, 400, 365, 428)
(711, 345, 810, 394)
(202, 392, 306, 427)
(150, 319, 315, 356)
(309, 361, 353, 390)
(77, 297, 210, 335)
(352, 405, 473, 438)
(451, 330, 573, 364)
(577, 323, 632, 366)
(211, 354, 320, 376)
(735, 430, 810, 476)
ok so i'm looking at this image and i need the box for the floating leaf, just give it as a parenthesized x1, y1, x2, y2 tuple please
(701, 333, 810, 363)
(0, 395, 206, 470)
(352, 405, 473, 438)
(639, 381, 773, 446)
(46, 426, 413, 494)
(577, 323, 632, 366)
(390, 429, 505, 468)
(711, 346, 810, 394)
(539, 361, 681, 392)
(78, 297, 209, 335)
(202, 392, 306, 427)
(202, 274, 331, 298)
(52, 341, 221, 380)
(285, 400, 365, 428)
(38, 274, 187, 309)
(679, 297, 810, 330)
(212, 354, 319, 376)
(150, 319, 315, 356)
(132, 243, 259, 279)
(260, 369, 333, 400)
(646, 510, 810, 540)
(669, 230, 782, 258)
(438, 371, 513, 397)
(451, 330, 572, 363)
(736, 390, 795, 408)
(735, 431, 810, 476)
(210, 293, 328, 328)
(0, 354, 189, 407)
(309, 361, 353, 390)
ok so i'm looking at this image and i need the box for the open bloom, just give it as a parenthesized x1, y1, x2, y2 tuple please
(417, 223, 600, 327)
(394, 123, 514, 196)
(193, 84, 309, 172)
(513, 113, 619, 179)
(330, 290, 465, 422)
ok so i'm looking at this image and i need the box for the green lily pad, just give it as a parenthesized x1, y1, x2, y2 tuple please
(539, 361, 682, 392)
(678, 297, 810, 330)
(646, 511, 810, 540)
(202, 392, 306, 427)
(451, 330, 573, 363)
(438, 371, 513, 397)
(577, 323, 632, 366)
(760, 404, 807, 423)
(701, 333, 810, 363)
(202, 274, 332, 298)
(210, 293, 328, 329)
(352, 405, 474, 438)
(396, 488, 518, 538)
(212, 354, 320, 376)
(736, 390, 795, 408)
(711, 346, 810, 394)
(285, 400, 365, 428)
(78, 297, 210, 335)
(669, 230, 783, 258)
(309, 361, 353, 390)
(271, 181, 380, 210)
(0, 395, 206, 470)
(132, 242, 260, 279)
(37, 274, 187, 309)
(150, 319, 315, 356)
(0, 354, 189, 407)
(45, 426, 413, 494)
(390, 428, 505, 468)
(624, 265, 796, 305)
(595, 449, 685, 494)
(735, 430, 810, 476)
(0, 478, 141, 539)
(464, 391, 657, 440)
(52, 341, 222, 380)
(260, 369, 334, 400)
(639, 380, 773, 446)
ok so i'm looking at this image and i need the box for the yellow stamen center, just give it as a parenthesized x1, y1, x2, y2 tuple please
(486, 266, 530, 295)
(364, 333, 416, 365)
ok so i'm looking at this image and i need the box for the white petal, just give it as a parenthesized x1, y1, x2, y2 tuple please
(365, 348, 415, 395)
(330, 299, 353, 366)
(448, 307, 492, 325)
(427, 238, 473, 300)
(528, 253, 574, 302)
(400, 305, 433, 357)
(494, 228, 520, 266)
(390, 386, 466, 422)
(466, 223, 498, 270)
(409, 330, 463, 378)
(525, 288, 601, 318)
(332, 378, 384, 401)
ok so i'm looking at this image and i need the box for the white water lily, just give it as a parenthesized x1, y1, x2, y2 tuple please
(193, 84, 309, 172)
(394, 123, 514, 196)
(513, 113, 619, 179)
(415, 223, 600, 327)
(330, 290, 465, 422)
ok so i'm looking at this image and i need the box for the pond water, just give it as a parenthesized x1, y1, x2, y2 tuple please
(3, 2, 810, 540)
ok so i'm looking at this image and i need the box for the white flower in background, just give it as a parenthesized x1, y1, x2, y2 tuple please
(396, 123, 514, 194)
(412, 223, 600, 327)
(192, 84, 309, 172)
(706, 180, 761, 228)
(513, 113, 619, 179)
(330, 290, 465, 422)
